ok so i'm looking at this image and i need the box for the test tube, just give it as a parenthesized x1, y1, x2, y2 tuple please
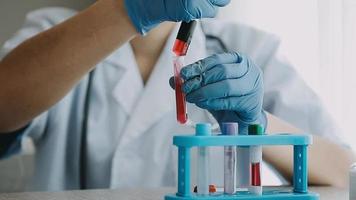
(196, 123, 211, 195)
(237, 127, 250, 189)
(248, 124, 264, 195)
(350, 163, 356, 200)
(222, 123, 238, 195)
(173, 56, 187, 124)
(172, 21, 197, 124)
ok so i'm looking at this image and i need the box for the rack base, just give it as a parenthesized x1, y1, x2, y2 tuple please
(165, 188, 319, 200)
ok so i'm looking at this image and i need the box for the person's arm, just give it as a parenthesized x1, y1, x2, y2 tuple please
(0, 0, 137, 133)
(0, 0, 230, 133)
(264, 113, 356, 188)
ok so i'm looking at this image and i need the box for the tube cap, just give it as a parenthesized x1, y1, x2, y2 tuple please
(196, 123, 212, 136)
(176, 21, 197, 43)
(173, 21, 197, 56)
(248, 124, 264, 135)
(221, 123, 239, 136)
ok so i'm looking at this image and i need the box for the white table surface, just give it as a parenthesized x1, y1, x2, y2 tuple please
(0, 187, 348, 200)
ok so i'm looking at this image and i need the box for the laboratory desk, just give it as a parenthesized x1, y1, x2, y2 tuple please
(0, 187, 348, 200)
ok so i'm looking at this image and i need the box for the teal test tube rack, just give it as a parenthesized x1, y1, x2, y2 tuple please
(165, 129, 320, 200)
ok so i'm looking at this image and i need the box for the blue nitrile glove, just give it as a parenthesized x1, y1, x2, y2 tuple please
(124, 0, 231, 34)
(170, 52, 267, 134)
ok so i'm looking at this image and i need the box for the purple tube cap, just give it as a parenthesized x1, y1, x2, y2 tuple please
(221, 123, 239, 136)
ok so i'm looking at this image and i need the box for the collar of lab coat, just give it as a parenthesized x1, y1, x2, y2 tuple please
(108, 23, 207, 141)
(105, 41, 144, 114)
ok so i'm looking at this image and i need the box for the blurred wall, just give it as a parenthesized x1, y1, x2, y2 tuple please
(219, 0, 320, 93)
(0, 0, 95, 46)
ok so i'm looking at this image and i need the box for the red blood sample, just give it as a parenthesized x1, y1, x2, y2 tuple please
(209, 184, 217, 193)
(173, 39, 189, 56)
(172, 21, 196, 124)
(174, 59, 187, 124)
(251, 162, 261, 186)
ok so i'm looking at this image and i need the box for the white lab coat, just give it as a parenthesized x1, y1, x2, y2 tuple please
(0, 7, 342, 191)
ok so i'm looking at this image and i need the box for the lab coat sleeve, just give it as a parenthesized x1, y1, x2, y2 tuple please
(0, 7, 76, 159)
(0, 114, 48, 159)
(263, 49, 345, 145)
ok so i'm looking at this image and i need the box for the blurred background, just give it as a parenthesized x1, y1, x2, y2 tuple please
(0, 0, 355, 192)
(220, 0, 356, 151)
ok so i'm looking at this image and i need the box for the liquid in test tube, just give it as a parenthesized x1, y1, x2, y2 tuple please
(173, 56, 187, 124)
(172, 21, 197, 124)
(248, 124, 264, 195)
(196, 123, 211, 195)
(222, 123, 238, 195)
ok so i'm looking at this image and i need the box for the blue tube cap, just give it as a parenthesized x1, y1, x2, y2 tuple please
(221, 122, 239, 136)
(195, 123, 212, 136)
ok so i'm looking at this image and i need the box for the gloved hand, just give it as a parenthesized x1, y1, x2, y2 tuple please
(170, 52, 266, 134)
(124, 0, 230, 34)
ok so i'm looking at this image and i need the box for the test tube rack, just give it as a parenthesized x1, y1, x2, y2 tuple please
(164, 133, 320, 200)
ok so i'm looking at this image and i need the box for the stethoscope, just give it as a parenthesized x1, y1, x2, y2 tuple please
(79, 24, 229, 189)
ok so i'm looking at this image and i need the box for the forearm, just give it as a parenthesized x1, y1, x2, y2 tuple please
(264, 113, 356, 187)
(0, 0, 137, 132)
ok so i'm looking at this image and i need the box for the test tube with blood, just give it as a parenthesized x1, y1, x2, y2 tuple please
(173, 57, 186, 124)
(172, 21, 197, 124)
(248, 124, 264, 195)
